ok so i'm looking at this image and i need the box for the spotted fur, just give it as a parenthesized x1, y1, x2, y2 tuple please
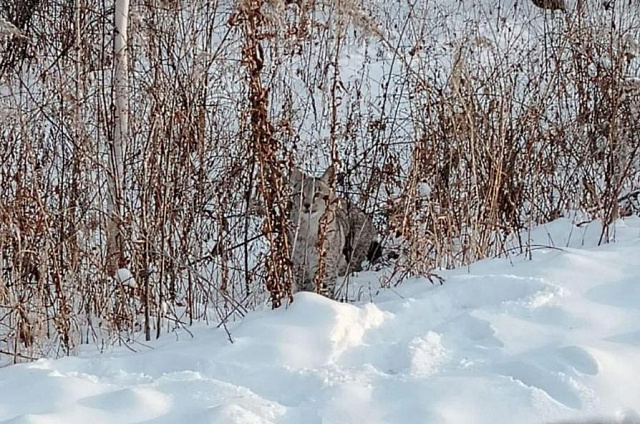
(289, 166, 377, 298)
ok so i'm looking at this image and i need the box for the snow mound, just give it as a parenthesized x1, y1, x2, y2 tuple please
(221, 292, 387, 369)
(0, 218, 639, 424)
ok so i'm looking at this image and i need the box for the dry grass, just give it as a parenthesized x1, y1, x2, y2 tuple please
(0, 0, 638, 362)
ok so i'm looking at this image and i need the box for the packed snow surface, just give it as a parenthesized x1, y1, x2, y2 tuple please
(2, 218, 640, 424)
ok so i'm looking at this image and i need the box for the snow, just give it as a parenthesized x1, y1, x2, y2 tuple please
(1, 218, 640, 423)
(115, 268, 137, 288)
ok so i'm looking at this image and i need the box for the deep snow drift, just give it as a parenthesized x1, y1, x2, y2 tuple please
(1, 217, 640, 424)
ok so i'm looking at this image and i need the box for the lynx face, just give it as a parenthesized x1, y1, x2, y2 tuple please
(290, 167, 335, 219)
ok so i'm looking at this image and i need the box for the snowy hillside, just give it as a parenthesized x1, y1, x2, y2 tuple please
(1, 217, 639, 424)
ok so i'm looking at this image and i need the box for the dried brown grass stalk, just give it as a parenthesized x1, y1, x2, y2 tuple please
(236, 0, 294, 308)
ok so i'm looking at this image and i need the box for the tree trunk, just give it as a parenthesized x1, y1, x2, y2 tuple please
(106, 0, 130, 275)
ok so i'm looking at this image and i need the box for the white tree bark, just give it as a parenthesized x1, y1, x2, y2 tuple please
(107, 0, 130, 273)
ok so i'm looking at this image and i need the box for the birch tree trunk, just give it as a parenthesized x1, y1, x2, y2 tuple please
(106, 0, 130, 274)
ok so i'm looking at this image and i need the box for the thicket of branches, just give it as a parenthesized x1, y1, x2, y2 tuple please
(0, 0, 639, 363)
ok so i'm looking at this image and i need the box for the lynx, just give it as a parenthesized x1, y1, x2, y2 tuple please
(289, 166, 378, 298)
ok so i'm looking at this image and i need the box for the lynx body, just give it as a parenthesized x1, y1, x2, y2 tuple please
(289, 167, 376, 298)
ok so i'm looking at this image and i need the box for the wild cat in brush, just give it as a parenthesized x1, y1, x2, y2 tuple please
(289, 166, 380, 298)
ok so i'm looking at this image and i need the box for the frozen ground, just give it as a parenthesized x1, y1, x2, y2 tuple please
(1, 217, 640, 424)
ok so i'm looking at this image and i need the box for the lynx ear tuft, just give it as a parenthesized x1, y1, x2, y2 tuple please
(320, 165, 335, 183)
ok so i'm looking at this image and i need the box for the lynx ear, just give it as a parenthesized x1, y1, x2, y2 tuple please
(320, 165, 335, 183)
(290, 168, 304, 184)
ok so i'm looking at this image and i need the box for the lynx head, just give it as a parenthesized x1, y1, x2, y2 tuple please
(290, 166, 336, 219)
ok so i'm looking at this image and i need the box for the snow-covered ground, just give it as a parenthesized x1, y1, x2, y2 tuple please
(1, 217, 640, 424)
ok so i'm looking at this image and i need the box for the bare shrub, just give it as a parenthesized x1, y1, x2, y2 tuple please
(0, 0, 639, 362)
